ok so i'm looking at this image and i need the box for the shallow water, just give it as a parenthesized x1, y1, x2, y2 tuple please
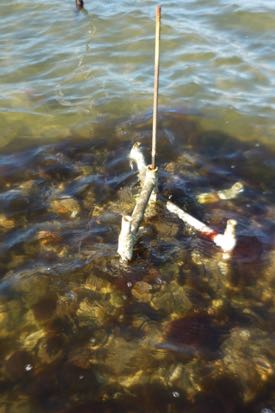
(0, 1, 275, 413)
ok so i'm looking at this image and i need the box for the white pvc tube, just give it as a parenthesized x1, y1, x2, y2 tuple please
(166, 200, 237, 253)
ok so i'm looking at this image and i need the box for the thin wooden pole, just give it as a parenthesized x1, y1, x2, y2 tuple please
(151, 5, 161, 170)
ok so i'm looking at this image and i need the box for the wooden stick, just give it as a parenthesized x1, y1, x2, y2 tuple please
(151, 5, 161, 170)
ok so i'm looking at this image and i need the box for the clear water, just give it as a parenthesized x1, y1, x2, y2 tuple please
(0, 1, 275, 413)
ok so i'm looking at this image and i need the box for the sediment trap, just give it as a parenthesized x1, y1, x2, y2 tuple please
(117, 6, 243, 263)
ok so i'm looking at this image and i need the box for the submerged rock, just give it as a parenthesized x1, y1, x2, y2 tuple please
(76, 296, 114, 328)
(68, 347, 92, 370)
(14, 273, 50, 307)
(131, 281, 152, 303)
(85, 274, 113, 295)
(36, 230, 62, 246)
(49, 197, 80, 218)
(0, 213, 15, 230)
(221, 327, 275, 402)
(0, 114, 275, 411)
(153, 220, 179, 238)
(104, 336, 146, 380)
(0, 303, 10, 339)
(0, 299, 24, 338)
(20, 328, 46, 352)
(37, 333, 66, 365)
(151, 280, 193, 314)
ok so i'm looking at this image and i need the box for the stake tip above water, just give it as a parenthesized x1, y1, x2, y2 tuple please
(151, 4, 161, 171)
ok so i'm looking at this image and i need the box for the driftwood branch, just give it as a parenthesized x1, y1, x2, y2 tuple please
(131, 166, 157, 234)
(117, 165, 158, 262)
(117, 215, 134, 262)
(129, 142, 147, 183)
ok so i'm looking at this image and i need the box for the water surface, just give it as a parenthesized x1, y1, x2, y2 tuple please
(0, 1, 275, 413)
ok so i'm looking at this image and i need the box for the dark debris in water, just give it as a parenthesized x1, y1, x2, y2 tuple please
(0, 111, 275, 412)
(163, 311, 227, 358)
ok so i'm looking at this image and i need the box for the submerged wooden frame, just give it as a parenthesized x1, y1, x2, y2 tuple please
(117, 143, 239, 262)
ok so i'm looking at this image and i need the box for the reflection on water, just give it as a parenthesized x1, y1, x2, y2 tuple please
(0, 112, 275, 412)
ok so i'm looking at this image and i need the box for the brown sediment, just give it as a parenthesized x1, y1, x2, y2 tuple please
(5, 350, 34, 380)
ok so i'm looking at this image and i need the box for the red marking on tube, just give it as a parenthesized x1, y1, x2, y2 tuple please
(201, 230, 218, 241)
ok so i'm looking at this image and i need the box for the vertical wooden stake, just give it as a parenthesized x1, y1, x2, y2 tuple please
(151, 5, 161, 170)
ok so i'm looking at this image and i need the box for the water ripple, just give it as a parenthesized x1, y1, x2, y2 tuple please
(0, 1, 274, 147)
